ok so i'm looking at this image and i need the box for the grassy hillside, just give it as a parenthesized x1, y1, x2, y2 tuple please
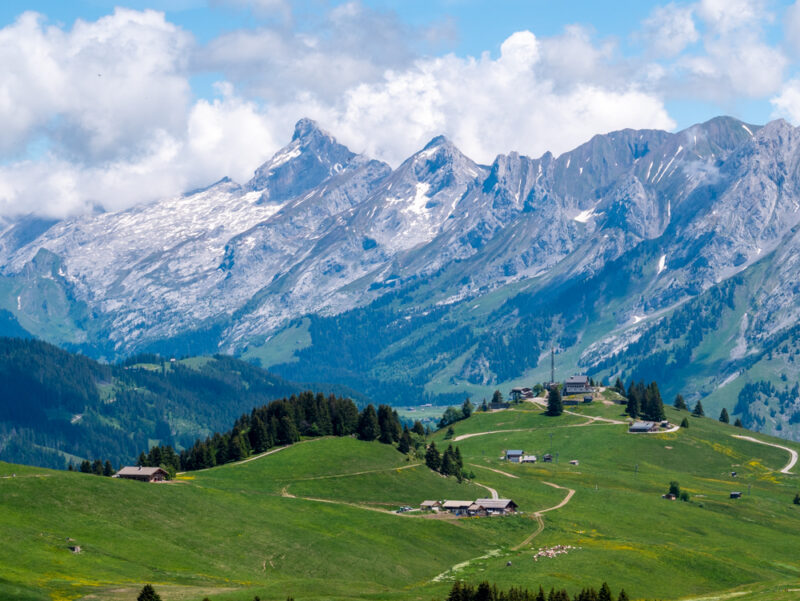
(2, 402, 800, 601)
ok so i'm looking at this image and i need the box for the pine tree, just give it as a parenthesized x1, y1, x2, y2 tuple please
(794, 492, 800, 505)
(79, 460, 91, 473)
(625, 393, 640, 418)
(447, 581, 463, 601)
(248, 415, 269, 454)
(674, 393, 687, 411)
(680, 417, 689, 428)
(614, 377, 625, 396)
(719, 408, 730, 423)
(692, 401, 705, 417)
(137, 584, 162, 601)
(103, 460, 113, 477)
(546, 386, 563, 416)
(475, 582, 492, 601)
(480, 398, 488, 412)
(598, 582, 612, 601)
(734, 417, 743, 428)
(462, 397, 474, 417)
(227, 433, 245, 462)
(357, 405, 380, 441)
(425, 442, 441, 472)
(377, 404, 401, 444)
(91, 459, 104, 475)
(277, 416, 300, 445)
(398, 427, 412, 454)
(441, 445, 457, 476)
(618, 589, 629, 601)
(491, 390, 504, 405)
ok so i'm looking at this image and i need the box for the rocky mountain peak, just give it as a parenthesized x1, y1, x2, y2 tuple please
(246, 119, 359, 202)
(292, 117, 326, 142)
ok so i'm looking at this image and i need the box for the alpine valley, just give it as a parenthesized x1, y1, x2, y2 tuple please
(5, 116, 800, 440)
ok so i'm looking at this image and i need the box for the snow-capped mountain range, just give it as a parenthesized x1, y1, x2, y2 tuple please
(5, 115, 800, 438)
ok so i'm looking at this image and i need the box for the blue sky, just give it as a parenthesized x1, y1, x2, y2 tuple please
(1, 0, 799, 217)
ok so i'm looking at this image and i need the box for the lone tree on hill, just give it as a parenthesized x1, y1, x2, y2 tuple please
(137, 584, 162, 601)
(462, 397, 474, 417)
(674, 394, 688, 410)
(680, 417, 689, 428)
(734, 417, 743, 428)
(794, 492, 800, 505)
(491, 389, 504, 405)
(719, 408, 730, 423)
(547, 386, 563, 416)
(669, 481, 681, 497)
(692, 401, 705, 417)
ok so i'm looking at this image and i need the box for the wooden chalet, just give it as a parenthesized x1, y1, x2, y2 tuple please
(509, 387, 534, 401)
(420, 500, 442, 511)
(628, 421, 658, 433)
(564, 375, 592, 395)
(473, 498, 518, 515)
(505, 449, 524, 463)
(114, 466, 169, 482)
(442, 500, 473, 515)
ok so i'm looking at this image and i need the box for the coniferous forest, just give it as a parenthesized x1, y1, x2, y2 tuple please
(137, 393, 406, 473)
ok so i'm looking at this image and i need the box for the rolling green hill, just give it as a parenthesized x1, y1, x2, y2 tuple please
(2, 401, 800, 601)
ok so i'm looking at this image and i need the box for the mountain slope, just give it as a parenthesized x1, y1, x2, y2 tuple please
(0, 337, 368, 469)
(8, 116, 800, 438)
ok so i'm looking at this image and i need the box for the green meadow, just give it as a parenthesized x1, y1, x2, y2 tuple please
(2, 402, 800, 601)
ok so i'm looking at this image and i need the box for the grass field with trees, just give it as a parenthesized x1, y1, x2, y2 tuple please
(2, 400, 800, 601)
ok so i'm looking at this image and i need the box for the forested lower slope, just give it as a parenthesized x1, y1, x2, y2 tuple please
(0, 337, 360, 469)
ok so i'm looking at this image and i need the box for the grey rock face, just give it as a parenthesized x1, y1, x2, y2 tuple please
(3, 114, 800, 374)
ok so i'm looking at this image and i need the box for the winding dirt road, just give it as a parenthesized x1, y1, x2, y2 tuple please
(733, 434, 798, 474)
(512, 481, 576, 550)
(468, 463, 519, 479)
(453, 428, 536, 442)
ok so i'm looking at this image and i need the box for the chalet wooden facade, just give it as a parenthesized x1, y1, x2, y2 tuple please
(114, 466, 169, 482)
(564, 375, 592, 395)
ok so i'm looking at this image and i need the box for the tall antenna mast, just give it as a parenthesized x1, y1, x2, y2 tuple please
(551, 347, 555, 385)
